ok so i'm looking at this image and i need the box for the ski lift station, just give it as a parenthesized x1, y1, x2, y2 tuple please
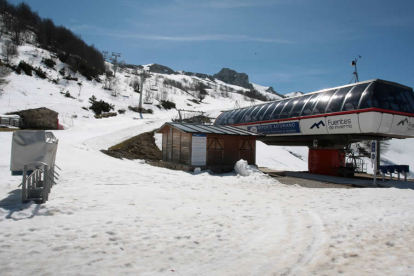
(214, 79, 414, 178)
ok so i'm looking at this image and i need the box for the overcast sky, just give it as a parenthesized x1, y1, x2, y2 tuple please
(11, 0, 414, 94)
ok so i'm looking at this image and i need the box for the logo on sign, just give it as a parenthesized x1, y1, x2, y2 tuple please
(397, 118, 409, 126)
(327, 118, 352, 130)
(310, 120, 325, 129)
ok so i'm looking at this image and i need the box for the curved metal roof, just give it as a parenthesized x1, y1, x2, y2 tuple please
(215, 79, 414, 126)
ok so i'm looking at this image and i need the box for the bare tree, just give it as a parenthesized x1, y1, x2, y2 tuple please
(2, 40, 18, 63)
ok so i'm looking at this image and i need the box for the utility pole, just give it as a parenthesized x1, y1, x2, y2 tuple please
(138, 69, 152, 109)
(110, 52, 121, 77)
(101, 51, 109, 61)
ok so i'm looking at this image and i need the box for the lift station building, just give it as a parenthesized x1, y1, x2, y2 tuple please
(214, 79, 414, 177)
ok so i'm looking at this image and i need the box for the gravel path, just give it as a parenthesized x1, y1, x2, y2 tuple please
(269, 175, 355, 189)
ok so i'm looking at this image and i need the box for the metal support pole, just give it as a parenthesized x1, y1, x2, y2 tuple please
(139, 73, 145, 109)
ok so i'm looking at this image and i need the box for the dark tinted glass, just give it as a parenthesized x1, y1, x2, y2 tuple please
(342, 83, 370, 111)
(250, 105, 265, 122)
(404, 91, 414, 113)
(240, 106, 258, 123)
(312, 90, 337, 115)
(233, 108, 249, 124)
(227, 110, 241, 124)
(270, 99, 290, 119)
(262, 102, 279, 121)
(290, 95, 311, 117)
(372, 83, 399, 111)
(393, 87, 413, 113)
(257, 103, 273, 121)
(301, 93, 321, 116)
(358, 83, 374, 109)
(279, 99, 295, 119)
(216, 112, 230, 125)
(370, 82, 414, 112)
(325, 86, 352, 113)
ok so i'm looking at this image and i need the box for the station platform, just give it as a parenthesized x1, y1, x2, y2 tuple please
(259, 168, 414, 189)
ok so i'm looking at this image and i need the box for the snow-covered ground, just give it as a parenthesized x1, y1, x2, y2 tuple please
(1, 40, 414, 276)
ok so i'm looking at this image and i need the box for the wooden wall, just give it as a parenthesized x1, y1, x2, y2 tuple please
(161, 126, 192, 165)
(160, 126, 256, 167)
(207, 134, 256, 166)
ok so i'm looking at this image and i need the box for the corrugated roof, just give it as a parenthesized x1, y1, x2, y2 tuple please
(159, 123, 261, 136)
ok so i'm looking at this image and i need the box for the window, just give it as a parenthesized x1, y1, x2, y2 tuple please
(250, 105, 266, 122)
(262, 102, 280, 121)
(312, 90, 337, 115)
(215, 112, 229, 125)
(404, 91, 414, 114)
(279, 99, 295, 119)
(228, 109, 242, 124)
(222, 110, 236, 125)
(342, 83, 370, 111)
(256, 103, 273, 121)
(325, 86, 353, 113)
(240, 106, 257, 123)
(233, 108, 249, 124)
(358, 83, 374, 109)
(301, 93, 322, 116)
(290, 95, 311, 118)
(270, 99, 290, 120)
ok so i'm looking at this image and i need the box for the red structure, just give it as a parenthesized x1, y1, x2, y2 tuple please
(308, 149, 345, 176)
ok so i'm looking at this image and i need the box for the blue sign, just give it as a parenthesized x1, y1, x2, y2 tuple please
(193, 134, 207, 137)
(248, 122, 301, 135)
(371, 141, 376, 152)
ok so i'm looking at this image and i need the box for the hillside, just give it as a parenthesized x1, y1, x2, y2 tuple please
(1, 8, 414, 276)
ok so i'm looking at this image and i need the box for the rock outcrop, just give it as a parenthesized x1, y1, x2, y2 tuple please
(213, 68, 253, 89)
(148, 64, 176, 75)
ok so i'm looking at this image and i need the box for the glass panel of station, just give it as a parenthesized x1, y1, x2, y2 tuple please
(358, 82, 375, 109)
(233, 108, 250, 124)
(279, 99, 296, 119)
(261, 102, 280, 121)
(325, 86, 353, 113)
(342, 82, 370, 111)
(250, 104, 266, 122)
(256, 103, 273, 121)
(301, 93, 322, 116)
(403, 90, 414, 113)
(289, 95, 312, 118)
(370, 82, 414, 113)
(238, 106, 257, 124)
(222, 110, 237, 125)
(312, 90, 337, 115)
(215, 111, 230, 125)
(270, 99, 290, 120)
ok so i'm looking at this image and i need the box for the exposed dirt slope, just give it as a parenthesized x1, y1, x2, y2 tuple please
(101, 130, 161, 161)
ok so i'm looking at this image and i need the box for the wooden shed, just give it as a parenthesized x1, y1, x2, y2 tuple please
(156, 123, 260, 172)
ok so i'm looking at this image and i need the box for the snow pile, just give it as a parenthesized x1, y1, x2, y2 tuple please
(234, 159, 254, 176)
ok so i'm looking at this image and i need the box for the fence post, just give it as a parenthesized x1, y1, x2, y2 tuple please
(22, 165, 27, 202)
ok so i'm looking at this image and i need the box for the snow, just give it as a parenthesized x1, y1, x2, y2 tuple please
(284, 91, 304, 98)
(251, 82, 284, 101)
(234, 159, 254, 176)
(1, 40, 414, 276)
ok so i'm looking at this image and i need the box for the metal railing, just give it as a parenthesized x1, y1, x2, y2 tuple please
(21, 162, 59, 203)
